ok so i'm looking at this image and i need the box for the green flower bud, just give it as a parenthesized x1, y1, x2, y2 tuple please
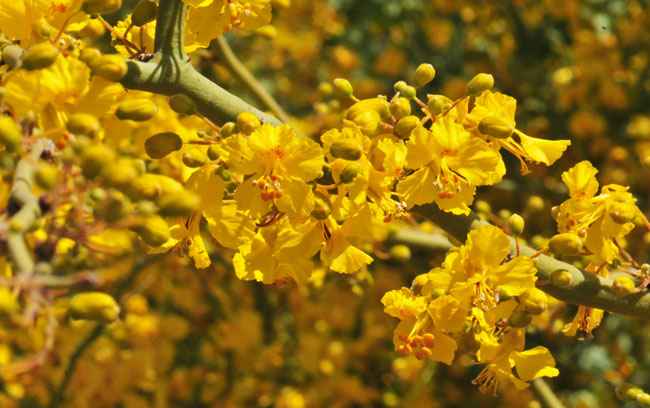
(22, 43, 59, 71)
(548, 233, 583, 256)
(79, 47, 102, 65)
(507, 214, 524, 236)
(81, 145, 115, 179)
(339, 162, 361, 184)
(427, 95, 445, 115)
(478, 115, 513, 139)
(220, 122, 236, 137)
(525, 196, 545, 214)
(351, 110, 382, 136)
(215, 166, 232, 181)
(89, 54, 128, 82)
(551, 205, 560, 220)
(389, 245, 411, 262)
(207, 145, 220, 161)
(389, 97, 411, 119)
(637, 393, 650, 408)
(145, 132, 183, 159)
(115, 99, 158, 121)
(157, 190, 199, 217)
(82, 0, 122, 15)
(401, 85, 416, 99)
(236, 112, 261, 135)
(550, 269, 572, 287)
(0, 116, 22, 151)
(475, 200, 491, 216)
(69, 292, 120, 324)
(67, 113, 100, 136)
(168, 94, 196, 115)
(520, 288, 547, 315)
(35, 163, 59, 190)
(612, 275, 637, 297)
(615, 383, 643, 402)
(393, 80, 407, 94)
(182, 149, 207, 168)
(1, 45, 23, 69)
(467, 73, 494, 96)
(393, 115, 419, 139)
(311, 191, 331, 220)
(413, 63, 436, 88)
(509, 309, 532, 328)
(131, 0, 158, 26)
(80, 19, 106, 38)
(134, 215, 170, 247)
(330, 139, 363, 161)
(318, 82, 333, 98)
(334, 78, 353, 97)
(102, 159, 138, 188)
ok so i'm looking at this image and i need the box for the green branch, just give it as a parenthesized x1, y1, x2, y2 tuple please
(532, 379, 566, 408)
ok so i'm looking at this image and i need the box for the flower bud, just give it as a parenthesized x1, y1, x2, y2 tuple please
(115, 99, 158, 121)
(509, 309, 532, 328)
(157, 190, 199, 217)
(207, 145, 220, 161)
(637, 393, 650, 408)
(134, 215, 170, 247)
(82, 0, 122, 15)
(334, 78, 353, 97)
(221, 122, 236, 137)
(69, 292, 120, 324)
(311, 191, 331, 220)
(330, 139, 363, 161)
(413, 63, 436, 88)
(215, 166, 232, 181)
(616, 383, 643, 402)
(519, 288, 547, 315)
(347, 98, 391, 121)
(102, 159, 138, 188)
(548, 233, 582, 256)
(612, 275, 637, 297)
(339, 162, 361, 184)
(393, 80, 407, 94)
(478, 115, 513, 139)
(525, 196, 545, 214)
(350, 110, 382, 136)
(467, 73, 494, 96)
(35, 163, 59, 190)
(182, 149, 207, 168)
(389, 97, 411, 119)
(22, 43, 59, 71)
(67, 113, 100, 136)
(1, 45, 23, 69)
(475, 200, 491, 216)
(318, 82, 333, 98)
(0, 116, 22, 151)
(145, 132, 183, 159)
(550, 269, 572, 287)
(427, 95, 445, 115)
(89, 54, 128, 82)
(81, 145, 115, 179)
(168, 94, 196, 115)
(389, 245, 411, 262)
(609, 202, 636, 224)
(0, 287, 19, 318)
(550, 205, 560, 220)
(236, 112, 261, 135)
(401, 85, 416, 99)
(393, 116, 419, 139)
(79, 47, 102, 65)
(131, 0, 158, 26)
(80, 19, 106, 38)
(507, 214, 524, 235)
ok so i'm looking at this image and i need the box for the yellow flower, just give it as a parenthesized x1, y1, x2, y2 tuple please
(151, 211, 211, 269)
(112, 15, 205, 56)
(562, 306, 604, 337)
(397, 115, 501, 215)
(464, 91, 570, 174)
(381, 288, 428, 319)
(223, 123, 324, 218)
(556, 161, 638, 263)
(185, 0, 271, 45)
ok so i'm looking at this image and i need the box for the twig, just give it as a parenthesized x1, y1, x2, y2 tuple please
(531, 379, 566, 408)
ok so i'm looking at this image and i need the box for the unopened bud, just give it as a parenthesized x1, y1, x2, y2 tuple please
(207, 145, 220, 161)
(475, 200, 491, 216)
(0, 116, 22, 151)
(80, 19, 106, 38)
(389, 245, 411, 262)
(339, 162, 361, 184)
(82, 0, 122, 14)
(330, 139, 363, 161)
(550, 269, 572, 287)
(69, 292, 120, 324)
(609, 202, 636, 224)
(612, 275, 637, 297)
(215, 166, 232, 182)
(334, 78, 353, 97)
(401, 85, 416, 99)
(35, 163, 59, 190)
(102, 159, 138, 188)
(548, 233, 582, 256)
(616, 383, 643, 402)
(637, 393, 650, 408)
(145, 132, 183, 159)
(182, 149, 207, 168)
(168, 94, 196, 115)
(79, 47, 102, 65)
(427, 95, 445, 115)
(525, 196, 545, 214)
(134, 215, 170, 247)
(81, 145, 115, 179)
(520, 288, 547, 315)
(0, 287, 19, 318)
(221, 122, 236, 137)
(236, 112, 261, 135)
(158, 190, 199, 217)
(89, 54, 128, 81)
(311, 191, 331, 220)
(351, 110, 382, 136)
(413, 63, 436, 88)
(551, 205, 560, 220)
(393, 116, 419, 139)
(509, 309, 532, 328)
(67, 113, 100, 136)
(389, 97, 411, 119)
(478, 115, 513, 139)
(115, 99, 158, 121)
(132, 0, 158, 26)
(467, 73, 494, 96)
(507, 214, 524, 235)
(347, 98, 391, 121)
(1, 45, 23, 69)
(318, 82, 333, 98)
(393, 80, 407, 94)
(22, 43, 59, 71)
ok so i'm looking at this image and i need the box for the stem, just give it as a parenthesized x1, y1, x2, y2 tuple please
(531, 379, 566, 408)
(213, 36, 294, 126)
(387, 228, 452, 250)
